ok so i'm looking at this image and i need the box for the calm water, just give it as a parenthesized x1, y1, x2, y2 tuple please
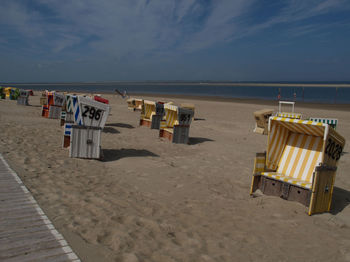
(5, 83, 350, 104)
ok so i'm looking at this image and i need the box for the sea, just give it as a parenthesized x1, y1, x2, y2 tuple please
(4, 82, 350, 104)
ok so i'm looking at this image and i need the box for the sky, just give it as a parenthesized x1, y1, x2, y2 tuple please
(0, 0, 350, 82)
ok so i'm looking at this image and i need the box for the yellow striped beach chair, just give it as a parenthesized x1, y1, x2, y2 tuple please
(159, 104, 194, 144)
(4, 87, 12, 98)
(127, 98, 135, 110)
(140, 100, 156, 127)
(250, 116, 346, 215)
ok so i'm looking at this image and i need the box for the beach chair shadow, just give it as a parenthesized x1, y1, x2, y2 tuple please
(194, 118, 206, 121)
(101, 149, 159, 162)
(188, 137, 214, 145)
(105, 123, 135, 129)
(330, 187, 350, 215)
(102, 127, 120, 134)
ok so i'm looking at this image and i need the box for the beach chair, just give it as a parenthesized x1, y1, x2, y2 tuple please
(40, 92, 47, 105)
(127, 98, 135, 110)
(253, 109, 274, 135)
(310, 118, 338, 130)
(69, 96, 110, 159)
(134, 99, 143, 111)
(250, 117, 346, 215)
(9, 88, 19, 100)
(4, 87, 12, 99)
(17, 90, 30, 106)
(140, 100, 156, 127)
(0, 87, 5, 99)
(159, 104, 194, 144)
(277, 101, 302, 119)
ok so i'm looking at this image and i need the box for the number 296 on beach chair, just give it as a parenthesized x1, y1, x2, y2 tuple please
(250, 117, 346, 215)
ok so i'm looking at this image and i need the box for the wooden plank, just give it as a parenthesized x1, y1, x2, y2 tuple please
(36, 252, 80, 262)
(0, 199, 36, 209)
(0, 215, 51, 231)
(0, 154, 80, 262)
(1, 246, 72, 262)
(0, 196, 34, 204)
(0, 227, 61, 246)
(0, 208, 43, 221)
(0, 224, 54, 238)
(0, 204, 39, 213)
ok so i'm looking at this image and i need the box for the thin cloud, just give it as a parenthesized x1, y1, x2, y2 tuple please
(0, 0, 349, 58)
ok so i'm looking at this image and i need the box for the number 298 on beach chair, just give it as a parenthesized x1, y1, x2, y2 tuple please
(250, 117, 346, 215)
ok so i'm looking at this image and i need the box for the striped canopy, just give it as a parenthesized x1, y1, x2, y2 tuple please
(266, 117, 328, 171)
(269, 117, 327, 138)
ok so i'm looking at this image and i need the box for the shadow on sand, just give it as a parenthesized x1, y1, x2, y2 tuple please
(330, 186, 350, 215)
(188, 137, 214, 145)
(102, 127, 120, 134)
(194, 118, 206, 121)
(105, 123, 135, 129)
(101, 148, 159, 162)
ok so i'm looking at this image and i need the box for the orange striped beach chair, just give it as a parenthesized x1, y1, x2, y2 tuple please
(250, 116, 346, 215)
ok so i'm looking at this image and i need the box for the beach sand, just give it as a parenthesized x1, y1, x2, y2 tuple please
(1, 94, 350, 262)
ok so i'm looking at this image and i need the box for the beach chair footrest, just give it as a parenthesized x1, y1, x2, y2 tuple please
(140, 119, 152, 127)
(258, 176, 311, 207)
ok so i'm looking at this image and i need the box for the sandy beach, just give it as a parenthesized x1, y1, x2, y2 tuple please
(1, 93, 350, 262)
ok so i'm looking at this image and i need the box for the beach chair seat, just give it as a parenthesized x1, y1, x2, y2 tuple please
(250, 117, 346, 215)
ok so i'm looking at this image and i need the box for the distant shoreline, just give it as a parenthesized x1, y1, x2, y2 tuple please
(2, 82, 350, 88)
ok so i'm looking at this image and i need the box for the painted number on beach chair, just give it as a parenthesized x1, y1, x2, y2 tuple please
(325, 138, 343, 161)
(82, 105, 102, 121)
(179, 114, 191, 124)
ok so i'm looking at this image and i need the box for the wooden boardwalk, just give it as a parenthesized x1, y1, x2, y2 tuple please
(0, 154, 80, 262)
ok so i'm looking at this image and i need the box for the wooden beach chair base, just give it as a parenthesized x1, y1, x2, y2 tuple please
(63, 135, 70, 148)
(140, 119, 152, 127)
(69, 125, 102, 159)
(159, 128, 173, 142)
(159, 126, 190, 144)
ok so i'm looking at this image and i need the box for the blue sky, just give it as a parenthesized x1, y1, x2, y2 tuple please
(0, 0, 350, 82)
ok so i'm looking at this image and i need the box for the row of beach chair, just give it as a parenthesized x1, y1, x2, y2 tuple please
(6, 92, 346, 216)
(128, 98, 195, 144)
